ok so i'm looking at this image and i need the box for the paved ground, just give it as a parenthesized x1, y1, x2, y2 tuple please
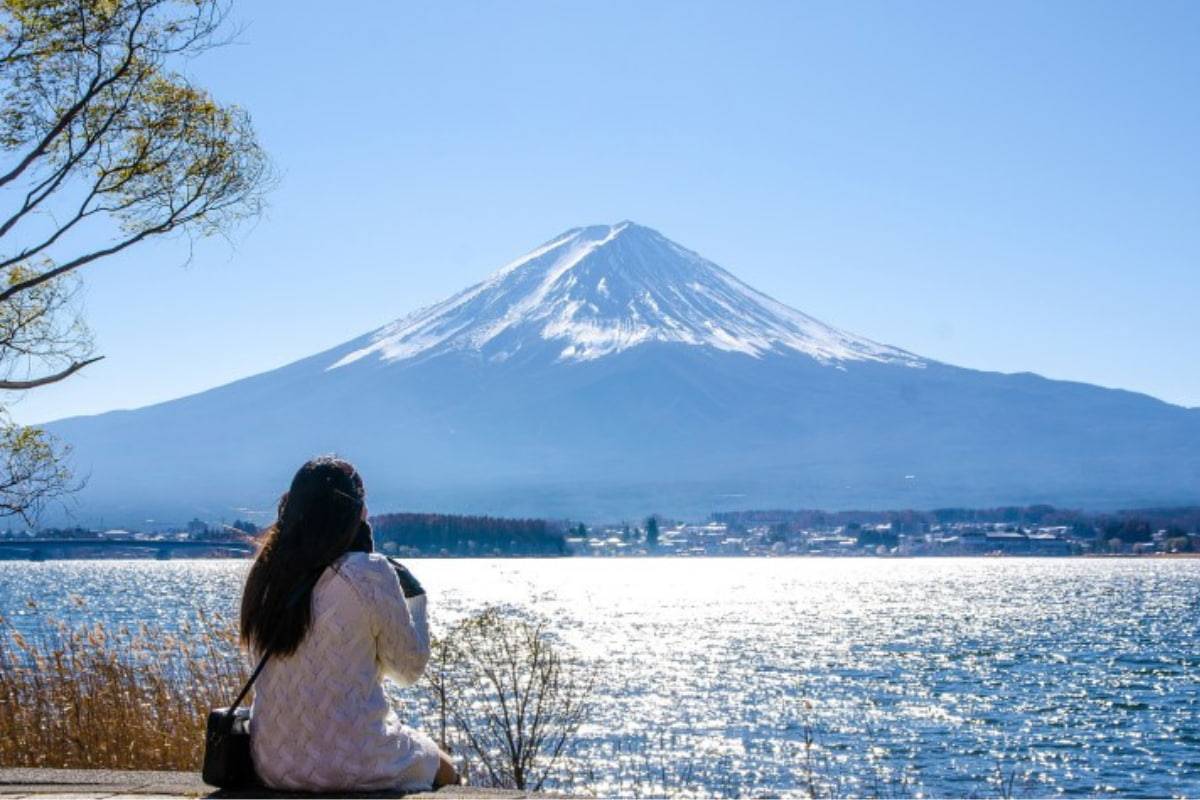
(0, 769, 534, 799)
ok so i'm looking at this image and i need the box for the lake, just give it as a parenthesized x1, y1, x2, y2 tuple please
(1, 558, 1197, 797)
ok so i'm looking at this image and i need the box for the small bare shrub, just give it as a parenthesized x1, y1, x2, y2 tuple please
(424, 606, 592, 790)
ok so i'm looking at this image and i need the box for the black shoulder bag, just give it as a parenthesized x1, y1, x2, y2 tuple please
(201, 649, 268, 788)
(202, 570, 324, 789)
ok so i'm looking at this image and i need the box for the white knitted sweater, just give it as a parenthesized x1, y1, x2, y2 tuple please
(249, 551, 441, 792)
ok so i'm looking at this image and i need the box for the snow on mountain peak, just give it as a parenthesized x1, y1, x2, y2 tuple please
(328, 222, 923, 370)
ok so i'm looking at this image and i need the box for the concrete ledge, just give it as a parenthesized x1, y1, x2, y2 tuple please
(0, 769, 534, 799)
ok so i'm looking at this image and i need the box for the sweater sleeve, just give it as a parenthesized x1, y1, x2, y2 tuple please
(360, 554, 431, 685)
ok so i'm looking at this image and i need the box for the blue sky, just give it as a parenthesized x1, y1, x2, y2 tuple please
(11, 0, 1199, 424)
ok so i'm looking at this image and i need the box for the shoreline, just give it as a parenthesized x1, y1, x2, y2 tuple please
(0, 767, 532, 798)
(2, 551, 1199, 562)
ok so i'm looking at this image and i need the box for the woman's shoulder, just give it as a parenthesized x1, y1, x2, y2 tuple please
(336, 550, 388, 569)
(333, 551, 399, 592)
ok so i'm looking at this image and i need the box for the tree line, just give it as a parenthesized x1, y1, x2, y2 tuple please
(370, 512, 569, 556)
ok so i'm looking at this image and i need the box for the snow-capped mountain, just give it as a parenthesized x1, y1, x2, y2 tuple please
(330, 222, 922, 368)
(44, 222, 1200, 525)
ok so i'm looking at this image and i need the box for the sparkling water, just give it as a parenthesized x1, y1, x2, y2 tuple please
(2, 558, 1197, 797)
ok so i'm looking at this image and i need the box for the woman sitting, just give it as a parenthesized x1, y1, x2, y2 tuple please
(239, 455, 459, 792)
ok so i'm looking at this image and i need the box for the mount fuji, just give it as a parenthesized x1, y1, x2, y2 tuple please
(46, 222, 1200, 525)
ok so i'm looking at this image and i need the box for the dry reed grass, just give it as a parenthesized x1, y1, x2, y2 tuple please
(0, 597, 247, 770)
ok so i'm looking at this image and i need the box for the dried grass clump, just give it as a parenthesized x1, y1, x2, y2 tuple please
(0, 598, 246, 770)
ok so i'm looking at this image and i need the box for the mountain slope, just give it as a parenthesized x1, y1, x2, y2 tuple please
(44, 222, 1200, 525)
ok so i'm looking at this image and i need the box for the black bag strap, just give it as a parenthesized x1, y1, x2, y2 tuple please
(227, 650, 270, 715)
(225, 566, 328, 717)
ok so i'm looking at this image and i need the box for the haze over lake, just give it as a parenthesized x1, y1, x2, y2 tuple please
(3, 557, 1197, 798)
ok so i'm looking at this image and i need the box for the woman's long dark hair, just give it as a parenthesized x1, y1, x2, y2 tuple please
(240, 455, 365, 656)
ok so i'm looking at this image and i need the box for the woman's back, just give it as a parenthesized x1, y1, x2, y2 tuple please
(249, 551, 439, 792)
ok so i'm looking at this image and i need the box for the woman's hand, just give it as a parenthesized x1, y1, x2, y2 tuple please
(386, 557, 425, 598)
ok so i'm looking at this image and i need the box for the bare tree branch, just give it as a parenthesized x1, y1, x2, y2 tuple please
(0, 355, 102, 390)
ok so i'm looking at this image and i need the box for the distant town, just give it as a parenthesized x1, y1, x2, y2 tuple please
(0, 505, 1197, 560)
(578, 516, 1197, 557)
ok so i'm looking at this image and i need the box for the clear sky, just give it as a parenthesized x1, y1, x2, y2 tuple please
(10, 0, 1199, 424)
